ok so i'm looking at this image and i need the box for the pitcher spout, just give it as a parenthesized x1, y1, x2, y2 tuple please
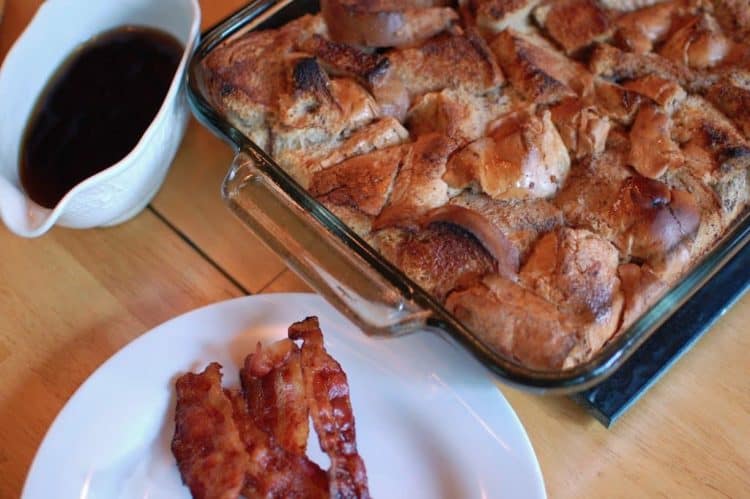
(0, 177, 57, 237)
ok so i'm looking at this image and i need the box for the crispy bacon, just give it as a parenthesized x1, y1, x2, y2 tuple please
(225, 389, 329, 499)
(171, 364, 248, 499)
(289, 317, 371, 499)
(240, 340, 310, 456)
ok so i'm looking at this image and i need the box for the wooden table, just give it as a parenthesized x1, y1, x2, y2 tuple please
(1, 2, 748, 497)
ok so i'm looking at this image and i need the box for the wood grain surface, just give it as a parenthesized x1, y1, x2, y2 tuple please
(1, 2, 748, 498)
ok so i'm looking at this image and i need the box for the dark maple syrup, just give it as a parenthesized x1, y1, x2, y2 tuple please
(20, 26, 183, 208)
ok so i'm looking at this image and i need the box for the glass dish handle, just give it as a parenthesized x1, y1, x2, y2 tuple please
(222, 150, 431, 336)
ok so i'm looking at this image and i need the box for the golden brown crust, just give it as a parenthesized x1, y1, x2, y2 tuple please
(520, 228, 621, 321)
(617, 262, 667, 331)
(421, 205, 520, 279)
(659, 13, 731, 70)
(704, 70, 750, 138)
(202, 16, 327, 151)
(463, 0, 542, 35)
(407, 88, 511, 145)
(310, 144, 405, 216)
(387, 29, 504, 99)
(374, 133, 457, 229)
(445, 110, 571, 200)
(591, 79, 643, 125)
(711, 0, 750, 42)
(554, 155, 701, 263)
(623, 75, 687, 111)
(613, 177, 701, 260)
(322, 0, 458, 48)
(393, 223, 498, 299)
(549, 97, 611, 159)
(589, 42, 692, 84)
(534, 0, 613, 55)
(446, 276, 579, 370)
(450, 191, 564, 258)
(519, 227, 624, 359)
(672, 95, 750, 222)
(628, 103, 684, 178)
(299, 34, 388, 79)
(614, 2, 676, 54)
(490, 29, 582, 104)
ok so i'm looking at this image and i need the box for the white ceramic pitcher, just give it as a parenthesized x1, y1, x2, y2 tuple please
(0, 0, 200, 237)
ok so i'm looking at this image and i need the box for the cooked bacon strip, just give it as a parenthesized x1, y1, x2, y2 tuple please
(289, 317, 371, 499)
(240, 340, 310, 456)
(226, 389, 329, 499)
(172, 364, 248, 499)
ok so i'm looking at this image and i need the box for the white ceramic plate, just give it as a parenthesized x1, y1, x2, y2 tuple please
(22, 293, 545, 499)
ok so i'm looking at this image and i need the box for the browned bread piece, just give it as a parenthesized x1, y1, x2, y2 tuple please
(309, 144, 406, 233)
(549, 97, 611, 159)
(613, 176, 699, 262)
(614, 1, 677, 54)
(407, 88, 511, 145)
(446, 274, 579, 370)
(704, 70, 750, 138)
(460, 0, 541, 35)
(420, 204, 522, 278)
(658, 13, 732, 69)
(711, 0, 750, 42)
(554, 143, 701, 263)
(298, 33, 388, 79)
(374, 133, 457, 230)
(521, 227, 621, 319)
(316, 117, 410, 171)
(272, 72, 381, 185)
(445, 109, 571, 200)
(490, 29, 592, 104)
(450, 191, 564, 258)
(533, 0, 614, 55)
(553, 141, 631, 238)
(310, 146, 405, 217)
(617, 262, 668, 331)
(628, 103, 684, 179)
(387, 29, 504, 100)
(590, 78, 644, 125)
(589, 42, 692, 85)
(622, 75, 687, 112)
(275, 64, 376, 133)
(321, 0, 458, 48)
(202, 15, 327, 150)
(294, 34, 413, 120)
(663, 167, 725, 260)
(519, 227, 624, 360)
(389, 223, 497, 300)
(672, 95, 750, 222)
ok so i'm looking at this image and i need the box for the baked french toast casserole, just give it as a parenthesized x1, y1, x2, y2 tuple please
(201, 0, 750, 371)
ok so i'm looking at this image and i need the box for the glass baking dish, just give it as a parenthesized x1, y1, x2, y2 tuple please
(187, 0, 750, 393)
